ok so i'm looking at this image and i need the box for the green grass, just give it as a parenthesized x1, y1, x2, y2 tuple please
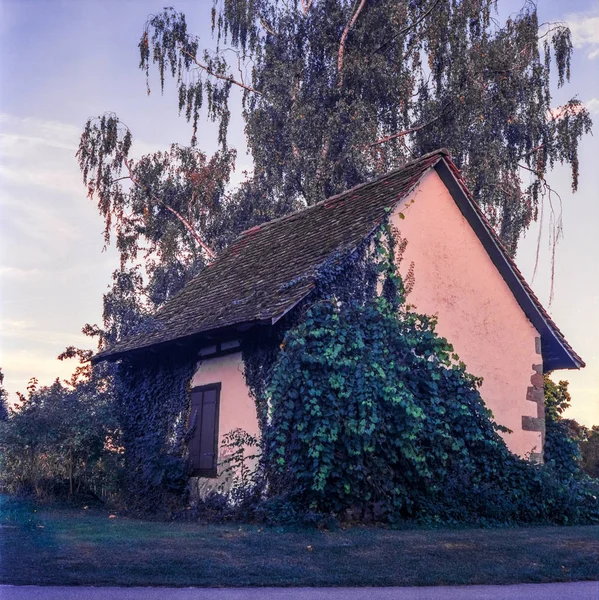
(1, 494, 598, 587)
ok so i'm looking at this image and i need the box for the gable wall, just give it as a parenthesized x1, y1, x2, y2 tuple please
(391, 170, 543, 458)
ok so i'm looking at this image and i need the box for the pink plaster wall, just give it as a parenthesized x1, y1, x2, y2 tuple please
(191, 351, 260, 474)
(391, 169, 542, 457)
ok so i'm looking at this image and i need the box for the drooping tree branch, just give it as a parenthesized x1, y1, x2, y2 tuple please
(366, 125, 423, 148)
(178, 45, 262, 96)
(518, 162, 542, 176)
(121, 157, 216, 260)
(538, 23, 567, 40)
(366, 112, 445, 148)
(259, 18, 277, 37)
(518, 144, 544, 160)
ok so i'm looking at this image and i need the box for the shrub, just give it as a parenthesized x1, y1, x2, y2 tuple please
(260, 286, 599, 524)
(0, 376, 122, 502)
(543, 376, 584, 475)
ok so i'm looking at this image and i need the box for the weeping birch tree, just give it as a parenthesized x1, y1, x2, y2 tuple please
(78, 0, 591, 342)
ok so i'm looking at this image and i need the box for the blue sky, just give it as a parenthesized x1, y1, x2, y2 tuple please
(0, 0, 597, 426)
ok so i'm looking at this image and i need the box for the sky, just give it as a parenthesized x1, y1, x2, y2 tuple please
(0, 0, 597, 426)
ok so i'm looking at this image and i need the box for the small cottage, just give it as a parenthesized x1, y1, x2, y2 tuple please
(93, 149, 584, 474)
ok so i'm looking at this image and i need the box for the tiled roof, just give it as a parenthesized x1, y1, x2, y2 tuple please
(94, 149, 583, 371)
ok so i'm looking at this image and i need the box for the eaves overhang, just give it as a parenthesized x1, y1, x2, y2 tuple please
(90, 318, 270, 365)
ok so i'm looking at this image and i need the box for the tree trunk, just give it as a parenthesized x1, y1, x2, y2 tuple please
(68, 445, 73, 498)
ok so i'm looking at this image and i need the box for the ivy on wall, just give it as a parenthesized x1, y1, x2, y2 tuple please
(115, 348, 198, 514)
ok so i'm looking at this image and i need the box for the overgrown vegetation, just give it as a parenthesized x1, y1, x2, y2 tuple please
(114, 349, 198, 514)
(259, 301, 599, 525)
(544, 376, 599, 479)
(581, 427, 599, 479)
(0, 355, 122, 501)
(0, 368, 8, 422)
(544, 375, 582, 476)
(2, 223, 598, 527)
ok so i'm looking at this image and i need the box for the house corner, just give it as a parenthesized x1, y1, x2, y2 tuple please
(522, 337, 546, 463)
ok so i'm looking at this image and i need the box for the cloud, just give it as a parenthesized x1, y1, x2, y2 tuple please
(0, 164, 83, 197)
(0, 131, 77, 156)
(0, 319, 88, 347)
(0, 186, 79, 257)
(0, 319, 93, 404)
(0, 114, 117, 266)
(565, 7, 599, 59)
(586, 98, 599, 115)
(0, 266, 41, 280)
(0, 113, 170, 196)
(0, 319, 36, 331)
(0, 114, 84, 197)
(0, 114, 80, 151)
(0, 349, 78, 404)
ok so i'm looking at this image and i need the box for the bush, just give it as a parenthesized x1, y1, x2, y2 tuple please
(581, 426, 599, 478)
(0, 368, 8, 422)
(0, 375, 123, 502)
(543, 376, 584, 475)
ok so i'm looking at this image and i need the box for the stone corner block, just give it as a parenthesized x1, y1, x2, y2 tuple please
(522, 415, 545, 432)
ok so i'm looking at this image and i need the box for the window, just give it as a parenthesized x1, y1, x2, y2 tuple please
(188, 383, 221, 478)
(198, 339, 241, 358)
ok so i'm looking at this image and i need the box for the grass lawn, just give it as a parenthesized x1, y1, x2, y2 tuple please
(1, 495, 598, 587)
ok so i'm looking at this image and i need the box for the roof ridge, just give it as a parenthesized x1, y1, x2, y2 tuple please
(318, 148, 449, 208)
(236, 148, 450, 238)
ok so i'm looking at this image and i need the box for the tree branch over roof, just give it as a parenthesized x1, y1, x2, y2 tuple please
(366, 112, 445, 148)
(338, 0, 368, 88)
